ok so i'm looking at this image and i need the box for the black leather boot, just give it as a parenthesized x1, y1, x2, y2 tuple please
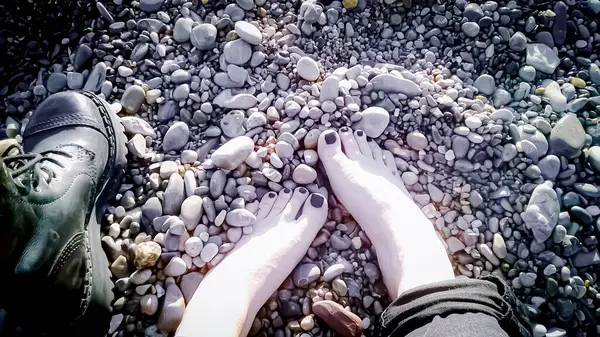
(0, 91, 127, 336)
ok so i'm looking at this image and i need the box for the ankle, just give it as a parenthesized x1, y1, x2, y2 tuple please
(365, 208, 455, 299)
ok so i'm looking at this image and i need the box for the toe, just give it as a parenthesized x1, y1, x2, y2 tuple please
(354, 129, 372, 158)
(268, 188, 293, 217)
(338, 127, 361, 159)
(318, 129, 342, 158)
(283, 187, 310, 221)
(380, 148, 412, 198)
(256, 191, 277, 220)
(318, 130, 351, 170)
(369, 141, 384, 164)
(382, 150, 397, 173)
(296, 193, 328, 226)
(392, 171, 412, 198)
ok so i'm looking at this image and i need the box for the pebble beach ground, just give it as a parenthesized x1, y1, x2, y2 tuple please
(1, 0, 600, 336)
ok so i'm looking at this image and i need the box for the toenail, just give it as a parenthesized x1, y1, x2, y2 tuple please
(325, 133, 337, 144)
(310, 194, 324, 208)
(283, 188, 291, 193)
(299, 187, 307, 194)
(357, 130, 364, 137)
(268, 192, 276, 198)
(392, 171, 397, 175)
(340, 126, 349, 132)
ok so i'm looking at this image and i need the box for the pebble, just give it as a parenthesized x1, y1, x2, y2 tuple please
(461, 22, 480, 37)
(297, 57, 320, 81)
(369, 74, 422, 96)
(83, 62, 107, 93)
(67, 72, 84, 90)
(139, 0, 164, 12)
(157, 280, 185, 333)
(200, 243, 218, 262)
(110, 256, 129, 279)
(120, 85, 145, 114)
(526, 44, 560, 74)
(223, 39, 252, 65)
(162, 122, 190, 152)
(322, 263, 345, 282)
(190, 24, 217, 50)
(293, 264, 321, 287)
(141, 294, 159, 315)
(235, 21, 262, 45)
(544, 81, 566, 112)
(171, 69, 191, 84)
(46, 73, 67, 93)
(320, 76, 339, 102)
(300, 315, 315, 331)
(134, 241, 161, 269)
(463, 3, 483, 21)
(312, 300, 362, 337)
(224, 94, 256, 109)
(518, 66, 536, 81)
(73, 44, 93, 72)
(164, 257, 187, 277)
(108, 314, 123, 334)
(492, 233, 507, 259)
(211, 136, 254, 170)
(406, 131, 428, 150)
(473, 74, 495, 95)
(550, 114, 585, 158)
(523, 182, 559, 243)
(220, 110, 246, 137)
(353, 107, 389, 138)
(130, 268, 152, 285)
(292, 164, 317, 184)
(163, 173, 185, 215)
(509, 32, 527, 51)
(180, 196, 203, 230)
(180, 272, 203, 303)
(587, 146, 600, 171)
(225, 208, 256, 227)
(236, 0, 254, 10)
(446, 237, 465, 254)
(173, 18, 193, 43)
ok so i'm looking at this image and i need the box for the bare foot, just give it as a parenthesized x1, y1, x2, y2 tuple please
(177, 188, 328, 337)
(318, 127, 454, 299)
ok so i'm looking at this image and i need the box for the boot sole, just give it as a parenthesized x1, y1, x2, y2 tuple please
(68, 92, 128, 337)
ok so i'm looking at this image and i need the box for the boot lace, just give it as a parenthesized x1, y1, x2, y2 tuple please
(2, 143, 73, 192)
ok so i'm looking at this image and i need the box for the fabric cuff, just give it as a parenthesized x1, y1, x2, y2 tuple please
(379, 276, 531, 337)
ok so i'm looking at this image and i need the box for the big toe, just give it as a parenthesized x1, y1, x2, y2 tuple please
(318, 130, 342, 156)
(318, 130, 349, 169)
(296, 193, 328, 227)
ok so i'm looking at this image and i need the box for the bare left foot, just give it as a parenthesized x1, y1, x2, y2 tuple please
(177, 188, 328, 337)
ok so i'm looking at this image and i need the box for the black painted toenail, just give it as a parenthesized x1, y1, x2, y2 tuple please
(284, 188, 291, 193)
(310, 194, 324, 208)
(357, 130, 364, 137)
(340, 126, 349, 132)
(299, 187, 307, 194)
(325, 133, 337, 144)
(268, 192, 276, 198)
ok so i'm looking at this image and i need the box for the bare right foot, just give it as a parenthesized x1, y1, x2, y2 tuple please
(318, 128, 455, 299)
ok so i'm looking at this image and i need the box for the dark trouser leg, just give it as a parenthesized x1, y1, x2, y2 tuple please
(378, 276, 532, 337)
